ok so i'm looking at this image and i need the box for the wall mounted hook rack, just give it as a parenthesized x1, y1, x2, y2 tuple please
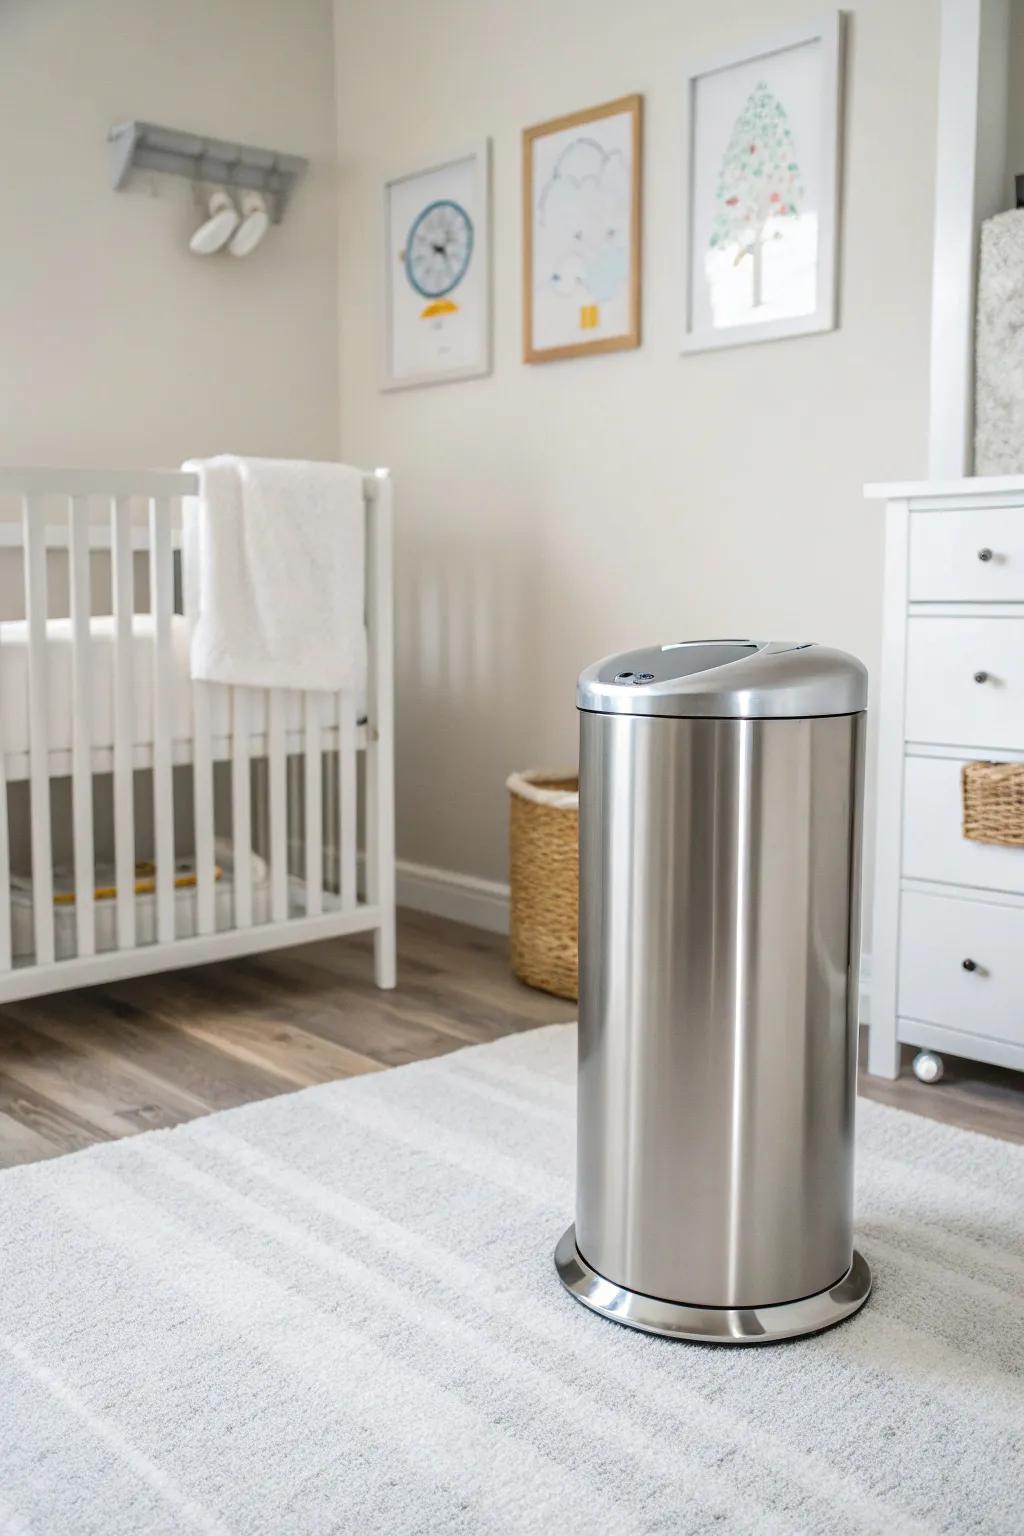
(108, 121, 307, 223)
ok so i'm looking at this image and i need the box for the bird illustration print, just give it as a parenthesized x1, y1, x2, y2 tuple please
(536, 136, 630, 333)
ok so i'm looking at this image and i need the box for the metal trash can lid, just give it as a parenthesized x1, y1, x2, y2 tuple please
(577, 640, 867, 720)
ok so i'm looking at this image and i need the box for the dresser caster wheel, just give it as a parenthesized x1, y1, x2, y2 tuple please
(912, 1050, 944, 1085)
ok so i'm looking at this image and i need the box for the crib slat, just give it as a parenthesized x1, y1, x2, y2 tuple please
(328, 735, 339, 884)
(149, 496, 175, 944)
(182, 503, 215, 938)
(231, 687, 252, 929)
(304, 693, 323, 917)
(338, 691, 357, 911)
(23, 496, 55, 965)
(69, 495, 96, 958)
(253, 741, 268, 903)
(191, 681, 216, 937)
(111, 494, 136, 950)
(268, 689, 288, 923)
(287, 752, 300, 882)
(0, 753, 10, 973)
(0, 621, 11, 971)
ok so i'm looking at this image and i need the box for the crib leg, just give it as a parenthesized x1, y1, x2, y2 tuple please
(374, 911, 397, 990)
(367, 733, 396, 991)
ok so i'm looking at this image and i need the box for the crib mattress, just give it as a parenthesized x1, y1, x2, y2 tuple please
(10, 839, 272, 961)
(0, 614, 368, 761)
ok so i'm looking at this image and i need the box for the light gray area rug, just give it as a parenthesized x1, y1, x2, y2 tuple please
(0, 1024, 1022, 1536)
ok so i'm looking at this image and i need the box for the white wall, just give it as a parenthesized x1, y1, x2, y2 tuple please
(0, 0, 340, 875)
(335, 0, 939, 923)
(0, 0, 339, 469)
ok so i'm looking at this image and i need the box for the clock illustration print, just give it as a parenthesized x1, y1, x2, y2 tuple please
(403, 199, 474, 320)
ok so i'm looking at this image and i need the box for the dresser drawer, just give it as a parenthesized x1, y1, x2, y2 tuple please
(898, 890, 1024, 1045)
(903, 755, 1024, 896)
(909, 507, 1024, 601)
(905, 617, 1024, 750)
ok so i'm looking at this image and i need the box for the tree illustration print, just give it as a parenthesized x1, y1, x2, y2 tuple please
(709, 80, 804, 309)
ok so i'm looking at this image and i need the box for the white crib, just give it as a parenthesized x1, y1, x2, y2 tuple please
(0, 465, 396, 1002)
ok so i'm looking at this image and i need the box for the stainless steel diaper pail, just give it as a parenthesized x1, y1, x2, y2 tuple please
(555, 640, 872, 1343)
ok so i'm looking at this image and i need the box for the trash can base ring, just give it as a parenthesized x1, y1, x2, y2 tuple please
(554, 1226, 871, 1345)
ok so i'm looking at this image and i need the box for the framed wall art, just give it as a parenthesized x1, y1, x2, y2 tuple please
(681, 14, 843, 353)
(522, 95, 642, 363)
(382, 141, 491, 390)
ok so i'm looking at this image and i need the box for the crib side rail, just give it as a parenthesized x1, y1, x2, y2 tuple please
(0, 468, 199, 497)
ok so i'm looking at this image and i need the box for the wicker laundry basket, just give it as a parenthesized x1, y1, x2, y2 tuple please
(507, 770, 579, 1001)
(962, 761, 1024, 847)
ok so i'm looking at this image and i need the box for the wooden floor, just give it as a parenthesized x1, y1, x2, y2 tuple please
(0, 908, 1020, 1169)
(857, 1030, 1024, 1146)
(0, 911, 575, 1169)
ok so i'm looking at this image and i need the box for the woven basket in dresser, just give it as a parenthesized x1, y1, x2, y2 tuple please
(962, 761, 1024, 846)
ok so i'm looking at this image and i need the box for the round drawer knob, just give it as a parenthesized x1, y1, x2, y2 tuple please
(977, 547, 994, 562)
(962, 957, 977, 972)
(974, 670, 989, 684)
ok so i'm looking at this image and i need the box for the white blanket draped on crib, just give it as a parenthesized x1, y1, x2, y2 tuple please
(183, 455, 367, 693)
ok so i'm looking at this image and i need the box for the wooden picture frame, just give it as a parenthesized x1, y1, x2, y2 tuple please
(522, 95, 642, 364)
(681, 13, 843, 354)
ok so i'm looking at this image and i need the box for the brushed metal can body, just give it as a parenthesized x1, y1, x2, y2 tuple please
(576, 709, 865, 1309)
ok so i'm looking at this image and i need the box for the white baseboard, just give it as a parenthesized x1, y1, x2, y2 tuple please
(344, 849, 510, 933)
(396, 860, 510, 935)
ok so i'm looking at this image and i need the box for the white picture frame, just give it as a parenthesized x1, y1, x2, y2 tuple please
(681, 13, 844, 354)
(382, 141, 491, 391)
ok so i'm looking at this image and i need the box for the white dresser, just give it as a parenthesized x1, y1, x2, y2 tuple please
(865, 477, 1024, 1081)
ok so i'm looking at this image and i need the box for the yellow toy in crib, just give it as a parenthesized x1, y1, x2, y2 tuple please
(50, 857, 223, 905)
